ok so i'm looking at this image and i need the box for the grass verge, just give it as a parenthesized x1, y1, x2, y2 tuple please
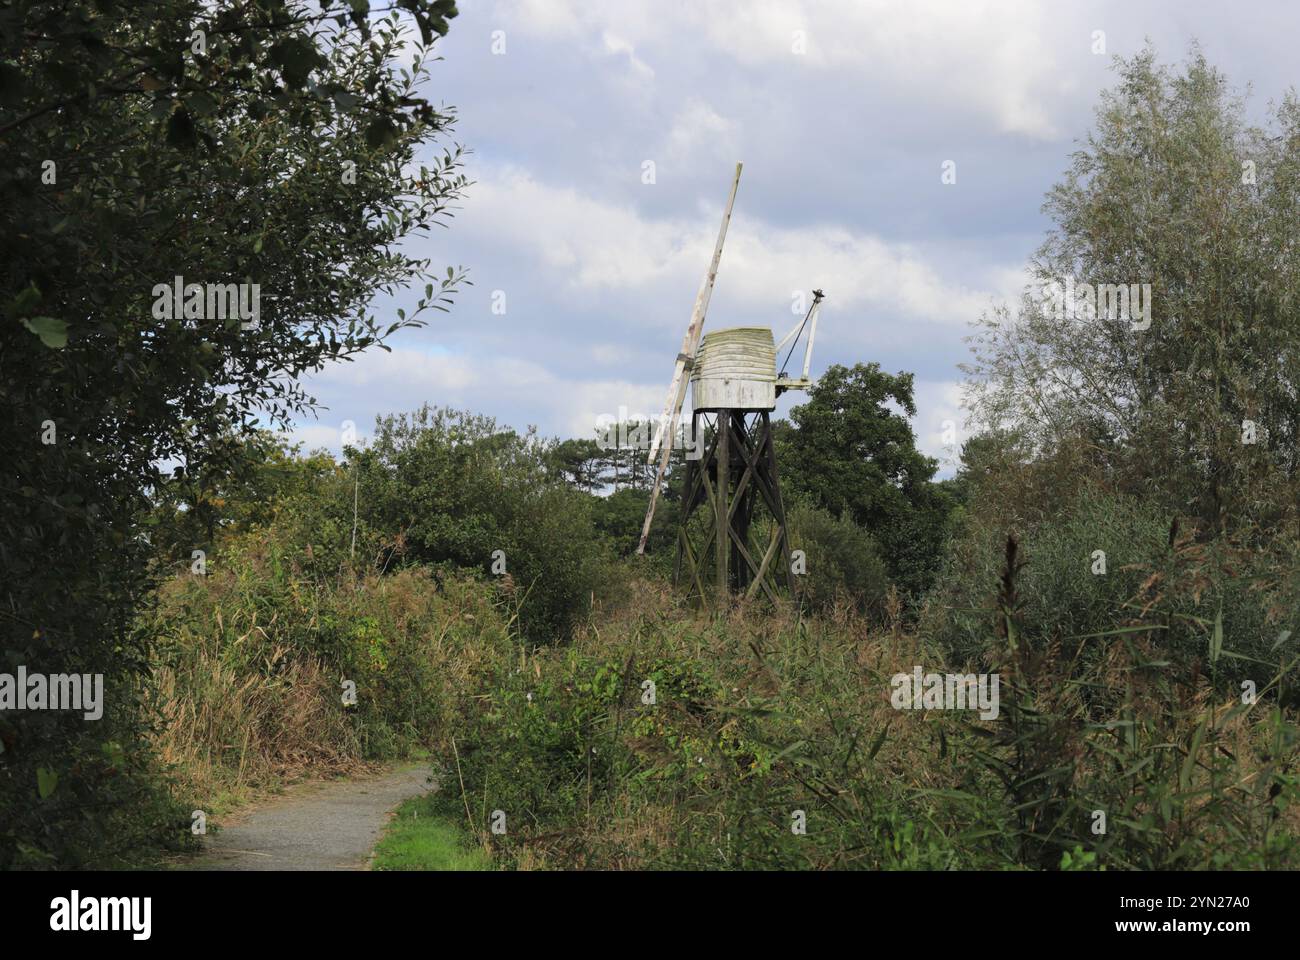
(371, 792, 493, 871)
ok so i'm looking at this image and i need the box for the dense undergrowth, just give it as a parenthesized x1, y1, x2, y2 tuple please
(11, 43, 1300, 873)
(142, 514, 1300, 869)
(56, 397, 1300, 871)
(143, 533, 516, 813)
(435, 575, 1299, 870)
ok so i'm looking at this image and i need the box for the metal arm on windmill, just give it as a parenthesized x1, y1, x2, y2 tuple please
(774, 288, 824, 396)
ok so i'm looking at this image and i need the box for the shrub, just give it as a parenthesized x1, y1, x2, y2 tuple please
(435, 578, 1011, 870)
(787, 502, 891, 618)
(435, 575, 1300, 871)
(352, 406, 610, 643)
(922, 482, 1300, 692)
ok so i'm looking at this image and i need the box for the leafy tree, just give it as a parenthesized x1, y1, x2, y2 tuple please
(591, 486, 679, 558)
(589, 418, 665, 493)
(147, 431, 342, 565)
(964, 46, 1300, 536)
(350, 406, 608, 643)
(548, 438, 610, 492)
(779, 363, 953, 599)
(0, 0, 466, 866)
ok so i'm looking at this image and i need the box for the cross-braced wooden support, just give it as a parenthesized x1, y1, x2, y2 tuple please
(673, 409, 795, 606)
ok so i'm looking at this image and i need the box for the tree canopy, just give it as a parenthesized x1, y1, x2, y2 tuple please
(963, 47, 1300, 535)
(778, 362, 954, 598)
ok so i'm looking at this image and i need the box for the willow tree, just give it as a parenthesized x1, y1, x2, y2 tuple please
(0, 0, 466, 866)
(963, 47, 1300, 534)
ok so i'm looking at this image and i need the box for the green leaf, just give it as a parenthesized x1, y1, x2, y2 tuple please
(1209, 604, 1223, 665)
(185, 90, 218, 117)
(37, 767, 59, 799)
(1179, 711, 1209, 790)
(867, 721, 890, 760)
(22, 315, 68, 349)
(364, 116, 398, 149)
(1066, 624, 1167, 640)
(768, 740, 807, 764)
(271, 38, 323, 89)
(9, 281, 41, 316)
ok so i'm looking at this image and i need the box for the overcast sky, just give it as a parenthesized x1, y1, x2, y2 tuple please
(291, 0, 1298, 474)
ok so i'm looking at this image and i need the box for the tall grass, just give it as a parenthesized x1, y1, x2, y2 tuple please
(141, 531, 515, 810)
(435, 563, 1300, 870)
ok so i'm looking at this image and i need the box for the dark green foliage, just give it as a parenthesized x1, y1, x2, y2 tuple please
(925, 480, 1300, 693)
(591, 487, 677, 560)
(1, 0, 465, 867)
(787, 502, 890, 616)
(925, 485, 1171, 665)
(975, 536, 1300, 870)
(547, 438, 609, 492)
(351, 406, 609, 643)
(449, 652, 633, 854)
(777, 363, 955, 599)
(146, 432, 343, 565)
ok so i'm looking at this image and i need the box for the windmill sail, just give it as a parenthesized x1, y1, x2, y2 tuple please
(637, 162, 743, 555)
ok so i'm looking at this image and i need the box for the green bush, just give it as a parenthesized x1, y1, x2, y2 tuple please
(787, 502, 891, 617)
(923, 485, 1169, 664)
(922, 483, 1300, 692)
(591, 486, 678, 563)
(435, 590, 1010, 870)
(435, 576, 1300, 871)
(449, 651, 629, 855)
(352, 406, 610, 643)
(144, 533, 515, 801)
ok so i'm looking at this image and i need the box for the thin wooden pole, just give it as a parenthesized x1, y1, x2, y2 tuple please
(716, 407, 730, 604)
(762, 412, 797, 598)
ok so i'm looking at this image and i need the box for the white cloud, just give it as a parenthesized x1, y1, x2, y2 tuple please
(662, 98, 739, 170)
(458, 166, 1007, 332)
(333, 0, 1298, 457)
(300, 344, 668, 446)
(284, 423, 352, 453)
(912, 378, 971, 475)
(601, 30, 655, 83)
(496, 0, 1085, 138)
(589, 342, 636, 365)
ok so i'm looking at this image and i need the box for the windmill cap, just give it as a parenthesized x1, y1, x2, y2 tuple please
(690, 327, 777, 410)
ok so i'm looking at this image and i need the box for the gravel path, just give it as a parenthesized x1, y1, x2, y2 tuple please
(182, 765, 432, 871)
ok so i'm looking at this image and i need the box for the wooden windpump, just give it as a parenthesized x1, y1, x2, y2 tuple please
(637, 163, 824, 605)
